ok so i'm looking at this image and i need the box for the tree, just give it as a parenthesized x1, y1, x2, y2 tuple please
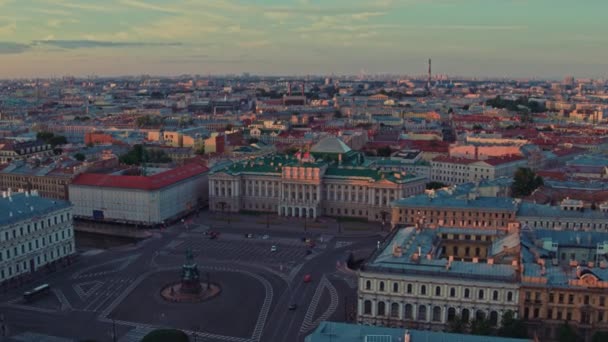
(74, 153, 86, 161)
(511, 167, 544, 197)
(141, 329, 189, 342)
(426, 181, 447, 190)
(497, 310, 527, 338)
(472, 124, 483, 130)
(470, 317, 492, 335)
(592, 331, 608, 342)
(194, 146, 205, 155)
(334, 110, 343, 118)
(225, 124, 233, 131)
(377, 146, 392, 157)
(36, 131, 54, 141)
(448, 315, 469, 333)
(53, 148, 63, 155)
(248, 137, 259, 144)
(48, 135, 67, 147)
(558, 322, 578, 342)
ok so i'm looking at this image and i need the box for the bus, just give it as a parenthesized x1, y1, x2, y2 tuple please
(23, 284, 51, 302)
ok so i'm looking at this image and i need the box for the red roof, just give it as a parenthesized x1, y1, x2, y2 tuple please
(72, 163, 208, 190)
(482, 154, 525, 166)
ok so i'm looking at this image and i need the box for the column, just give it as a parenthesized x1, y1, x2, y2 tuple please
(412, 304, 418, 320)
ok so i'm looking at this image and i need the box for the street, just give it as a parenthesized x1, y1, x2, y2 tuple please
(0, 211, 381, 342)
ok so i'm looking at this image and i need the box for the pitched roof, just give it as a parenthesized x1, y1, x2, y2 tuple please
(71, 163, 208, 190)
(311, 136, 351, 154)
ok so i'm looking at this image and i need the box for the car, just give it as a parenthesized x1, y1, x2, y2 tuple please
(270, 245, 277, 252)
(303, 274, 312, 283)
(208, 231, 219, 239)
(245, 233, 254, 238)
(305, 249, 312, 255)
(262, 234, 270, 240)
(288, 303, 297, 311)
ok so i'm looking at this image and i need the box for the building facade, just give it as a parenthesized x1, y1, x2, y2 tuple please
(431, 155, 527, 185)
(358, 227, 521, 330)
(209, 154, 426, 222)
(69, 163, 208, 225)
(0, 191, 75, 287)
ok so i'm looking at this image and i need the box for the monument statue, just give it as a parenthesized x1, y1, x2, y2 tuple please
(180, 249, 202, 294)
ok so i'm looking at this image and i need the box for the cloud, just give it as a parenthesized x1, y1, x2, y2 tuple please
(0, 21, 16, 36)
(0, 42, 29, 54)
(238, 40, 271, 48)
(32, 40, 182, 49)
(117, 0, 181, 14)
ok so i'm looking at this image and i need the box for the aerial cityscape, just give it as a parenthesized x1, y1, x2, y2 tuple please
(1, 1, 608, 342)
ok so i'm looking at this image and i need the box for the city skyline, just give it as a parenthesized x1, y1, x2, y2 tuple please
(0, 0, 607, 79)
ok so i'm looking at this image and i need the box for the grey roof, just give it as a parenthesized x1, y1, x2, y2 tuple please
(517, 202, 608, 220)
(311, 136, 351, 154)
(0, 193, 71, 226)
(392, 194, 518, 212)
(306, 321, 532, 342)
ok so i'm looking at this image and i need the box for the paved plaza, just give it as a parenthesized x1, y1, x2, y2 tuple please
(0, 212, 380, 342)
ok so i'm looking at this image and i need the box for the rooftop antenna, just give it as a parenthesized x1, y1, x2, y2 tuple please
(427, 58, 432, 91)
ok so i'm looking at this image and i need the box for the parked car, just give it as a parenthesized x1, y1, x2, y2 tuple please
(245, 233, 254, 238)
(270, 245, 277, 252)
(303, 274, 312, 283)
(288, 303, 297, 310)
(262, 234, 270, 240)
(208, 231, 219, 239)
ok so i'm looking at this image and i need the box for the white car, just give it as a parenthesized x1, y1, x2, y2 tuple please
(262, 234, 270, 240)
(270, 245, 277, 252)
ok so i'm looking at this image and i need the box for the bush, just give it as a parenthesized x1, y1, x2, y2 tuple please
(141, 329, 189, 342)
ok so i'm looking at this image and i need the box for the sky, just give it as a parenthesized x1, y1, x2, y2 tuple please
(0, 0, 607, 79)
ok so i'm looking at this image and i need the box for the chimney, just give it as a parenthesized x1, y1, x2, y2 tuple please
(487, 258, 494, 265)
(426, 253, 432, 260)
(472, 257, 479, 263)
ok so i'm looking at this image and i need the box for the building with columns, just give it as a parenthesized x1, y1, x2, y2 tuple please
(208, 137, 427, 222)
(357, 226, 521, 330)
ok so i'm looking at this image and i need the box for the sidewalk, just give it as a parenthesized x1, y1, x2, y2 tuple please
(194, 211, 390, 239)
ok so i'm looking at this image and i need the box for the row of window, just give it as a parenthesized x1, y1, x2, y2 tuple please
(0, 229, 73, 262)
(0, 244, 73, 281)
(526, 291, 606, 307)
(363, 280, 515, 302)
(362, 300, 500, 325)
(523, 306, 606, 324)
(1, 212, 71, 243)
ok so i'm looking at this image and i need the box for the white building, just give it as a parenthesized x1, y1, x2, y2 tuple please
(0, 190, 75, 286)
(431, 155, 527, 185)
(69, 163, 208, 226)
(358, 227, 521, 329)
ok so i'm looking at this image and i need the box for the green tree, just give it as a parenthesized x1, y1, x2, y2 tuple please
(558, 322, 578, 342)
(511, 167, 544, 197)
(36, 131, 54, 141)
(48, 135, 67, 147)
(470, 317, 492, 335)
(592, 331, 608, 342)
(497, 310, 528, 338)
(225, 124, 233, 131)
(74, 153, 86, 161)
(248, 137, 259, 144)
(376, 146, 392, 157)
(426, 181, 447, 190)
(334, 110, 343, 118)
(140, 329, 189, 342)
(448, 315, 469, 333)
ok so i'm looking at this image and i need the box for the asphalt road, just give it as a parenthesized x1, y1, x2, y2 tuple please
(0, 213, 380, 342)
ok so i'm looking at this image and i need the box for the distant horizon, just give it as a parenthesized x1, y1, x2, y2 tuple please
(1, 0, 607, 79)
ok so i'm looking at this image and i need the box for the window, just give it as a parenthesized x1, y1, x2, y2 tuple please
(559, 294, 564, 304)
(434, 286, 441, 296)
(584, 295, 590, 305)
(407, 284, 412, 294)
(507, 291, 513, 302)
(420, 285, 426, 295)
(404, 304, 413, 319)
(568, 294, 574, 304)
(379, 281, 385, 292)
(462, 308, 470, 322)
(365, 280, 371, 290)
(418, 305, 427, 321)
(493, 290, 499, 301)
(464, 289, 470, 298)
(600, 296, 606, 307)
(450, 288, 456, 297)
(447, 308, 456, 321)
(390, 303, 399, 318)
(478, 290, 484, 300)
(377, 301, 386, 316)
(393, 283, 399, 293)
(432, 306, 442, 322)
(364, 300, 372, 314)
(490, 311, 498, 326)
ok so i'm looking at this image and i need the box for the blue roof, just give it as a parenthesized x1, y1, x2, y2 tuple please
(305, 322, 532, 342)
(0, 193, 71, 226)
(517, 202, 608, 220)
(366, 227, 518, 282)
(392, 195, 517, 212)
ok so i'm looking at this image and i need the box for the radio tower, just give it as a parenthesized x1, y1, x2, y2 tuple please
(427, 58, 432, 90)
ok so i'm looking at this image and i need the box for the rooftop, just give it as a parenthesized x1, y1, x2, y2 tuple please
(71, 162, 208, 190)
(1, 192, 71, 226)
(392, 194, 518, 212)
(311, 136, 351, 154)
(306, 322, 532, 342)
